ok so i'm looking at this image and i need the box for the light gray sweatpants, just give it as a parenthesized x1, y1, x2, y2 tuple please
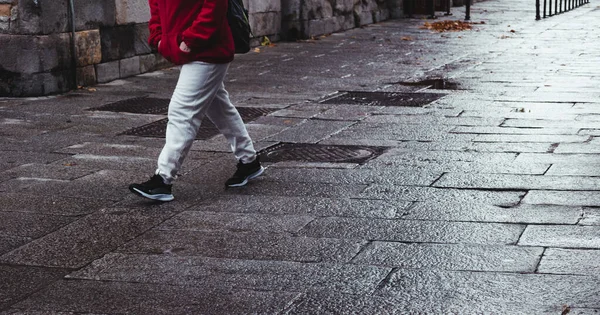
(156, 61, 256, 184)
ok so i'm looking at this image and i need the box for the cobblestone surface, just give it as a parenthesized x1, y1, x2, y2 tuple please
(2, 0, 600, 313)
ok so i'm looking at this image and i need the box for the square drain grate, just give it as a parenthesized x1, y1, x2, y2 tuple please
(89, 97, 170, 114)
(259, 143, 387, 164)
(121, 107, 276, 140)
(321, 91, 444, 107)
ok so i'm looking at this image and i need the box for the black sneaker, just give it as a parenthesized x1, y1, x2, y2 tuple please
(225, 157, 264, 188)
(129, 174, 174, 201)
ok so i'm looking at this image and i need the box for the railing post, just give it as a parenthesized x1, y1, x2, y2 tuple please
(536, 0, 541, 19)
(427, 0, 436, 19)
(445, 0, 452, 16)
(544, 0, 547, 17)
(465, 0, 471, 21)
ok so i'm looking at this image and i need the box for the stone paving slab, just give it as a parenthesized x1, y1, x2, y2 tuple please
(67, 253, 390, 295)
(538, 248, 600, 276)
(376, 269, 600, 310)
(263, 167, 442, 186)
(2, 163, 98, 181)
(117, 230, 365, 263)
(265, 119, 354, 143)
(223, 180, 368, 198)
(523, 191, 600, 207)
(361, 185, 525, 205)
(192, 195, 411, 219)
(156, 211, 314, 234)
(0, 212, 75, 239)
(0, 235, 30, 257)
(7, 280, 300, 315)
(0, 193, 111, 216)
(0, 207, 178, 268)
(352, 242, 542, 272)
(0, 265, 68, 311)
(451, 126, 581, 135)
(473, 134, 589, 143)
(406, 202, 583, 224)
(518, 225, 600, 249)
(298, 217, 525, 245)
(284, 290, 574, 315)
(515, 153, 600, 164)
(435, 173, 600, 191)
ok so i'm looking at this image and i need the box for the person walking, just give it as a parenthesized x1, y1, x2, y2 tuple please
(129, 0, 264, 202)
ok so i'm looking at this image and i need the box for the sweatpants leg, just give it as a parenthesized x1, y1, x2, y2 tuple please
(205, 82, 256, 164)
(156, 62, 228, 183)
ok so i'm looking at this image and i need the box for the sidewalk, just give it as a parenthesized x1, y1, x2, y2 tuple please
(2, 0, 600, 313)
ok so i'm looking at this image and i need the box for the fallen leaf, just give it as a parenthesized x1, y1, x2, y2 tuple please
(401, 36, 413, 41)
(420, 20, 474, 32)
(253, 48, 261, 53)
(64, 162, 77, 166)
(510, 29, 516, 33)
(87, 88, 97, 92)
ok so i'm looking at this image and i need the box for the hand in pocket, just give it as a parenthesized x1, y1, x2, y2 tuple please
(179, 41, 191, 53)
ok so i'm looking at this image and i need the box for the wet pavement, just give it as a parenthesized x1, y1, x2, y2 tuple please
(2, 0, 600, 313)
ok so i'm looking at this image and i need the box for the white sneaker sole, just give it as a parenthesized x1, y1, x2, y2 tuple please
(132, 187, 174, 202)
(227, 166, 265, 188)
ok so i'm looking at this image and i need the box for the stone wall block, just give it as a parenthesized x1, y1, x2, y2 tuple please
(139, 53, 170, 73)
(0, 69, 71, 97)
(115, 0, 150, 25)
(74, 0, 116, 30)
(37, 33, 72, 72)
(249, 0, 281, 14)
(95, 60, 119, 83)
(76, 64, 96, 87)
(0, 16, 8, 32)
(250, 12, 281, 38)
(134, 23, 151, 55)
(13, 0, 68, 34)
(0, 3, 10, 16)
(100, 24, 136, 62)
(302, 0, 333, 20)
(75, 30, 102, 66)
(335, 0, 354, 14)
(119, 55, 140, 78)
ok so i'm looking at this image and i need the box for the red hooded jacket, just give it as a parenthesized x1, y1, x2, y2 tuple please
(148, 0, 234, 65)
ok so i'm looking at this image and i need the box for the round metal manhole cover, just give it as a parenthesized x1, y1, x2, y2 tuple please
(260, 144, 383, 164)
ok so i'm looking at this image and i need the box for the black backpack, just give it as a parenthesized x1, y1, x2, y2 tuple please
(227, 0, 251, 54)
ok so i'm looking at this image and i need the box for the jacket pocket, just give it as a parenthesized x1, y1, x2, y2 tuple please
(158, 34, 193, 65)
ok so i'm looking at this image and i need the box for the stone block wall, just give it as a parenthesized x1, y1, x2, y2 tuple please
(2, 0, 486, 96)
(0, 0, 169, 96)
(280, 0, 391, 40)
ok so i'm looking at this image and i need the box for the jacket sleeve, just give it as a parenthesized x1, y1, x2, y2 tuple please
(181, 0, 227, 50)
(148, 0, 162, 48)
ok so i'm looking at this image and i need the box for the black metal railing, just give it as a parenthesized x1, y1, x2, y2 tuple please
(536, 0, 590, 20)
(405, 0, 472, 20)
